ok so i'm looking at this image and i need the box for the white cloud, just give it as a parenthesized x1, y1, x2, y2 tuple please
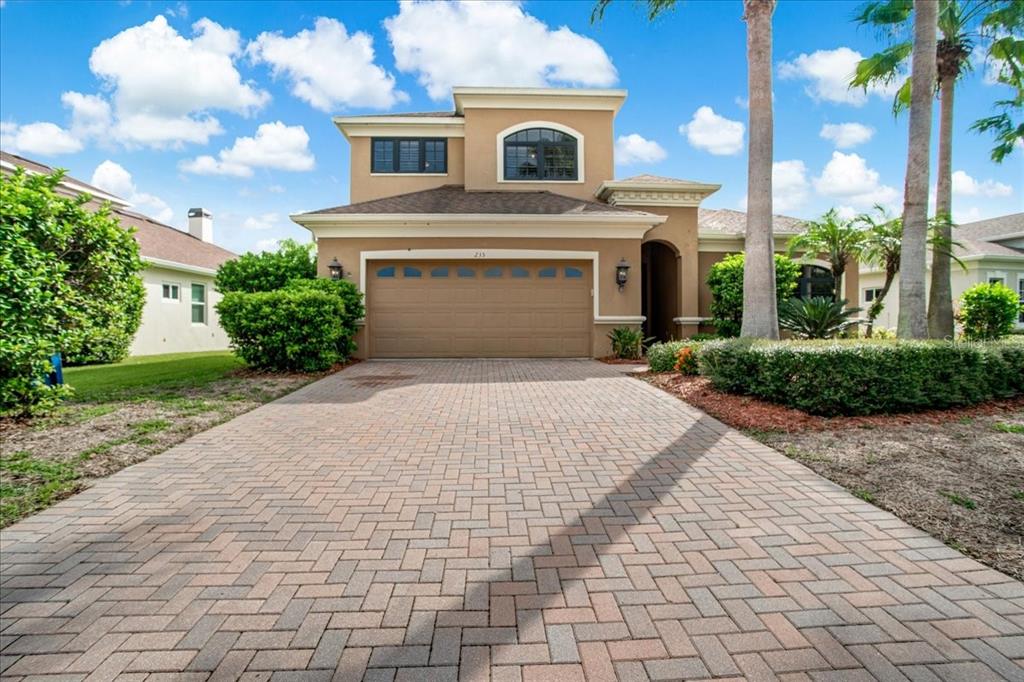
(82, 15, 269, 148)
(772, 159, 810, 212)
(268, 184, 285, 193)
(614, 133, 667, 165)
(384, 0, 617, 101)
(835, 205, 859, 221)
(734, 95, 749, 110)
(779, 47, 900, 106)
(61, 91, 113, 140)
(819, 122, 874, 149)
(678, 106, 744, 156)
(248, 18, 405, 112)
(242, 213, 281, 231)
(91, 160, 173, 223)
(179, 121, 314, 178)
(951, 169, 1013, 198)
(255, 238, 282, 252)
(0, 121, 83, 155)
(813, 151, 899, 209)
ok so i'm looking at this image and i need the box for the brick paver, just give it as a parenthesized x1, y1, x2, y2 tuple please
(2, 359, 1022, 680)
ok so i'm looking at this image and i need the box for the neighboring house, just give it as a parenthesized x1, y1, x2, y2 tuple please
(1, 151, 236, 355)
(292, 87, 854, 358)
(859, 213, 1024, 332)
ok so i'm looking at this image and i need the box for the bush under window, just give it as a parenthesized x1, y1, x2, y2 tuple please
(957, 282, 1021, 341)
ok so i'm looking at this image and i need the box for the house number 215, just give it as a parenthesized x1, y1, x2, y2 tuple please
(473, 251, 486, 258)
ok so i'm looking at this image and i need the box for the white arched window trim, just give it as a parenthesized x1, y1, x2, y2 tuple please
(495, 121, 585, 184)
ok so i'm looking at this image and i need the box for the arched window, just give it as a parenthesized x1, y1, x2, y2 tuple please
(796, 265, 835, 299)
(503, 128, 578, 181)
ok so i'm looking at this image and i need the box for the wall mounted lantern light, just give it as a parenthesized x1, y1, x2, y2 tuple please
(615, 258, 631, 291)
(328, 257, 343, 280)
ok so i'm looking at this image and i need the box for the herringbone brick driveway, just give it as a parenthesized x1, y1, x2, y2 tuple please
(2, 360, 1022, 681)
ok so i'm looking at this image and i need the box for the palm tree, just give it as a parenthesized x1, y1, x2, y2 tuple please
(787, 209, 866, 302)
(857, 206, 903, 336)
(852, 1, 1024, 338)
(592, 0, 780, 338)
(895, 0, 938, 339)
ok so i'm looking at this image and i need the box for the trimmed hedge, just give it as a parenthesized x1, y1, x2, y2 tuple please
(286, 278, 365, 357)
(217, 289, 346, 372)
(698, 338, 1024, 416)
(647, 340, 703, 373)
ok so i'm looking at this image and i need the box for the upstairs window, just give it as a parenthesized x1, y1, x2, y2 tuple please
(503, 127, 578, 181)
(372, 138, 447, 173)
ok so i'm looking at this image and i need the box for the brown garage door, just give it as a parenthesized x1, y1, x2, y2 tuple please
(367, 260, 592, 358)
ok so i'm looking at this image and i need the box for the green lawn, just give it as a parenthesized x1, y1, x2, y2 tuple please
(64, 351, 245, 402)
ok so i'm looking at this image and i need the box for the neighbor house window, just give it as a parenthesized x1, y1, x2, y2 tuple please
(989, 274, 1006, 285)
(371, 138, 447, 173)
(796, 265, 835, 299)
(162, 282, 180, 302)
(191, 283, 206, 324)
(503, 128, 577, 180)
(1019, 277, 1024, 324)
(863, 287, 884, 303)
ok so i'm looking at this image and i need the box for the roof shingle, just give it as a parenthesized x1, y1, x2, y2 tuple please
(303, 185, 656, 217)
(698, 207, 806, 235)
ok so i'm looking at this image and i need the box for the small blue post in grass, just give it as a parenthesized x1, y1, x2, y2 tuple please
(44, 353, 64, 387)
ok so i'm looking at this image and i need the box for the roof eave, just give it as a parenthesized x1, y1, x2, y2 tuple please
(291, 212, 665, 226)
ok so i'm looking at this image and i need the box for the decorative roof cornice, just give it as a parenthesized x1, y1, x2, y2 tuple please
(597, 178, 721, 208)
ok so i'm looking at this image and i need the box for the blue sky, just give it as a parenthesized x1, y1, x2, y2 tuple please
(2, 0, 1021, 255)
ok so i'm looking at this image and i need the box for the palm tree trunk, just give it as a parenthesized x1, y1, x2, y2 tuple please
(927, 74, 955, 338)
(897, 0, 937, 340)
(740, 0, 779, 339)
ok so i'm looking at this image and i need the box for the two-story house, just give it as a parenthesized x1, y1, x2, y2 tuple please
(292, 86, 856, 358)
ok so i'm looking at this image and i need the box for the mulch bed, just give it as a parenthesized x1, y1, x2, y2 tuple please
(597, 357, 648, 365)
(642, 371, 1024, 581)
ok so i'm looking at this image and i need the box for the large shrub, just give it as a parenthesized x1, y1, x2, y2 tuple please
(957, 282, 1021, 340)
(217, 289, 346, 372)
(286, 278, 365, 357)
(647, 340, 692, 372)
(698, 338, 1024, 416)
(707, 253, 801, 337)
(2, 169, 144, 414)
(215, 239, 316, 293)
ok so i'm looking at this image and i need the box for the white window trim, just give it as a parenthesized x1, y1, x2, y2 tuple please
(987, 270, 1007, 285)
(862, 286, 885, 303)
(360, 248, 641, 324)
(161, 281, 181, 303)
(190, 282, 208, 326)
(495, 121, 585, 185)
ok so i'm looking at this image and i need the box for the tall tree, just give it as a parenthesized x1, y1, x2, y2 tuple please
(592, 0, 780, 338)
(852, 0, 1024, 338)
(787, 209, 866, 302)
(898, 0, 938, 338)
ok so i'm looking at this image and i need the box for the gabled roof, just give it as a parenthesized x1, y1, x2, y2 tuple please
(301, 184, 657, 217)
(1, 150, 235, 271)
(697, 207, 806, 235)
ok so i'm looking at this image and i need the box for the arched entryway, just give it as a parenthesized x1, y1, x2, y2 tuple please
(641, 241, 679, 343)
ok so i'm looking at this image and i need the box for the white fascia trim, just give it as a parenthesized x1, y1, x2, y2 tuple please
(673, 316, 710, 324)
(359, 248, 626, 323)
(143, 256, 217, 277)
(453, 87, 627, 114)
(332, 117, 466, 140)
(292, 213, 662, 225)
(1, 159, 130, 207)
(495, 121, 586, 185)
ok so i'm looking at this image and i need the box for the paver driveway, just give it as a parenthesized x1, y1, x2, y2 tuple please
(2, 359, 1023, 681)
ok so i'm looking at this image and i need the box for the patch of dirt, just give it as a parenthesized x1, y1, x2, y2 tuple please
(0, 362, 355, 526)
(643, 373, 1024, 581)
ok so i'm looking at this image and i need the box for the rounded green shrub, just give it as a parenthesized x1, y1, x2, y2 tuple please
(217, 289, 346, 372)
(215, 239, 316, 293)
(706, 253, 800, 337)
(286, 278, 365, 357)
(698, 338, 1023, 416)
(957, 282, 1021, 341)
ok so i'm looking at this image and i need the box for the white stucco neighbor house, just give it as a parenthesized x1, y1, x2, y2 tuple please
(1, 151, 237, 356)
(859, 212, 1024, 332)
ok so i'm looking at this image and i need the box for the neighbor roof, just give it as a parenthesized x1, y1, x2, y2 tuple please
(302, 184, 657, 217)
(955, 213, 1024, 242)
(1, 150, 127, 206)
(1, 150, 235, 271)
(698, 207, 806, 235)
